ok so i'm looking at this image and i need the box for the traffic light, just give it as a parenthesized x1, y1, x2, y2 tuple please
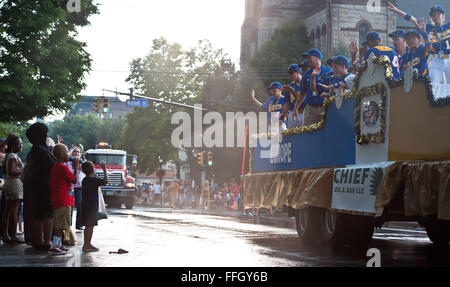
(207, 151, 213, 166)
(102, 97, 109, 113)
(197, 152, 204, 167)
(93, 97, 101, 113)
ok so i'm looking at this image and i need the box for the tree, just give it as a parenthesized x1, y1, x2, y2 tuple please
(123, 38, 235, 174)
(0, 0, 99, 122)
(243, 20, 312, 103)
(48, 114, 126, 151)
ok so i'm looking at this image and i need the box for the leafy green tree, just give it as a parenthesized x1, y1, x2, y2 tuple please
(48, 114, 100, 150)
(0, 122, 32, 161)
(124, 38, 235, 174)
(48, 114, 127, 151)
(246, 20, 312, 90)
(0, 0, 99, 122)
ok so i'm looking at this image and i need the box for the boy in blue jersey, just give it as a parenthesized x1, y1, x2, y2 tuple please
(250, 82, 288, 131)
(401, 30, 432, 77)
(292, 49, 333, 126)
(282, 64, 304, 128)
(363, 32, 402, 80)
(317, 56, 355, 98)
(389, 2, 450, 83)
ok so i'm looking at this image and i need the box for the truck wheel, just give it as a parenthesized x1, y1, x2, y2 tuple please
(125, 199, 134, 209)
(107, 198, 122, 209)
(346, 215, 374, 249)
(295, 207, 322, 244)
(425, 215, 450, 245)
(320, 209, 347, 247)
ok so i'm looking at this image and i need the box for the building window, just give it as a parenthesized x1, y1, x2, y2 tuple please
(359, 24, 369, 44)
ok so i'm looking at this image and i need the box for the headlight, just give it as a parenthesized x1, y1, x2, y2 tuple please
(125, 182, 135, 188)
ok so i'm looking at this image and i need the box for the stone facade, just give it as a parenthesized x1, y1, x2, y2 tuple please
(240, 0, 450, 69)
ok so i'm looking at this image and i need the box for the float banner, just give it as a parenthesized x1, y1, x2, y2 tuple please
(331, 162, 395, 214)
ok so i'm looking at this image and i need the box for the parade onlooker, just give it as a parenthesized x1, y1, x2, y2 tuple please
(81, 161, 108, 252)
(153, 182, 162, 205)
(201, 180, 211, 210)
(194, 184, 201, 209)
(68, 146, 84, 231)
(48, 143, 79, 255)
(26, 123, 57, 251)
(178, 180, 185, 209)
(1, 134, 24, 244)
(168, 180, 179, 208)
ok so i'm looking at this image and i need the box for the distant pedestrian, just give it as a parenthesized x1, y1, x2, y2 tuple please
(81, 160, 108, 252)
(68, 146, 85, 231)
(168, 180, 179, 208)
(26, 122, 56, 251)
(1, 134, 24, 244)
(48, 143, 79, 255)
(201, 180, 210, 210)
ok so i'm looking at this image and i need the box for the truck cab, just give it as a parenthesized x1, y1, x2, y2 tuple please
(85, 143, 137, 209)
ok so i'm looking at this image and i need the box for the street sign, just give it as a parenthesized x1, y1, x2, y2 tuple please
(126, 99, 148, 107)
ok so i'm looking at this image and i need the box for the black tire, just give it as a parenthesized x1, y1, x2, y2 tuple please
(320, 209, 348, 247)
(295, 206, 322, 244)
(125, 197, 134, 209)
(425, 215, 450, 245)
(320, 209, 374, 249)
(107, 198, 122, 209)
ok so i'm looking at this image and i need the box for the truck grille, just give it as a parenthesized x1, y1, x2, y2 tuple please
(96, 172, 123, 186)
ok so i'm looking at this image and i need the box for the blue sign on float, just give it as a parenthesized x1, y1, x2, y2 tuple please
(126, 99, 148, 107)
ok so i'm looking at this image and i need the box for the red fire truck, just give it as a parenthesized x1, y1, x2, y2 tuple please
(85, 142, 137, 209)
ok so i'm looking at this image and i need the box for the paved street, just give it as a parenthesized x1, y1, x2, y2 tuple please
(0, 206, 449, 267)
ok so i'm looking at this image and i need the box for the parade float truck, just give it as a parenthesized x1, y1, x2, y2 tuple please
(243, 55, 450, 248)
(85, 142, 138, 209)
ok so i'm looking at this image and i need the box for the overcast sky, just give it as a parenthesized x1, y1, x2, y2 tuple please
(77, 0, 245, 98)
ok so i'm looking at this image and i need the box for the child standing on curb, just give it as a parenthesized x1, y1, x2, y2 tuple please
(49, 144, 79, 255)
(81, 161, 108, 252)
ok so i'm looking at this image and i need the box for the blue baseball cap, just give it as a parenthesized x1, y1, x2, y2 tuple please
(404, 30, 421, 39)
(389, 29, 406, 38)
(430, 5, 444, 16)
(288, 64, 302, 74)
(267, 82, 282, 90)
(333, 56, 350, 68)
(366, 32, 381, 42)
(302, 48, 322, 60)
(0, 138, 6, 144)
(326, 57, 335, 66)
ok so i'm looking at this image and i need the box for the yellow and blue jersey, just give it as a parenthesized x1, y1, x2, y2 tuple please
(300, 65, 333, 106)
(262, 95, 288, 124)
(281, 81, 302, 111)
(364, 46, 401, 79)
(318, 73, 354, 96)
(400, 45, 430, 77)
(426, 22, 450, 54)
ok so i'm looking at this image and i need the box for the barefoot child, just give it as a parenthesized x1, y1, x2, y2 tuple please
(49, 144, 79, 255)
(81, 161, 108, 252)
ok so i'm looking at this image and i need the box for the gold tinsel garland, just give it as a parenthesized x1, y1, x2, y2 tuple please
(354, 83, 387, 145)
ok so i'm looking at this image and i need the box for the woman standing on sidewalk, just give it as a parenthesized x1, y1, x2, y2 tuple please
(1, 134, 25, 244)
(26, 123, 56, 251)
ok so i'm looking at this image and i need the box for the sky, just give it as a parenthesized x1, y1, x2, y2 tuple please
(77, 0, 245, 98)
